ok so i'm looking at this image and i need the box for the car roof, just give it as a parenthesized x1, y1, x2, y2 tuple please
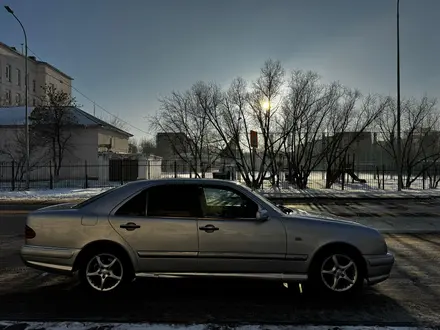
(125, 178, 244, 189)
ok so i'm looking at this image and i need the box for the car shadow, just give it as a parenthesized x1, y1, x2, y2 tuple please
(0, 276, 418, 326)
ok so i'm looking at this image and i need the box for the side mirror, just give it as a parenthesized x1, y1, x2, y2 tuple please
(256, 209, 269, 221)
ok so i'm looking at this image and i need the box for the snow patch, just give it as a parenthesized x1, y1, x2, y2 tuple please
(0, 187, 112, 201)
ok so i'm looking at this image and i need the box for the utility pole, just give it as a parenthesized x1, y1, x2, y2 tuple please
(5, 5, 30, 189)
(396, 0, 403, 191)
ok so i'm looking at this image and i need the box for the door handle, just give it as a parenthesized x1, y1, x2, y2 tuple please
(199, 224, 219, 232)
(120, 222, 141, 231)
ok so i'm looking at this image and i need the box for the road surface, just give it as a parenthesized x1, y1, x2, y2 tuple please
(0, 207, 439, 326)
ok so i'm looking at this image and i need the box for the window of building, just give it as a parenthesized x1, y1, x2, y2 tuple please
(33, 98, 36, 106)
(50, 83, 55, 90)
(147, 185, 202, 218)
(5, 64, 11, 82)
(32, 80, 36, 92)
(15, 93, 21, 105)
(5, 89, 11, 105)
(202, 187, 258, 219)
(16, 69, 21, 86)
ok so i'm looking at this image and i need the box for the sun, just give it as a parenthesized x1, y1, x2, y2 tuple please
(261, 100, 270, 111)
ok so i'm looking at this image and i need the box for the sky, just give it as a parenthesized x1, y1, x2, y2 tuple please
(1, 0, 439, 140)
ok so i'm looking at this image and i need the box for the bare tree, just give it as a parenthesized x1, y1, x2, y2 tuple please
(280, 70, 340, 189)
(139, 138, 157, 156)
(377, 96, 440, 188)
(150, 82, 222, 178)
(248, 59, 286, 188)
(0, 128, 47, 188)
(128, 138, 139, 154)
(101, 115, 127, 130)
(205, 60, 288, 189)
(29, 85, 78, 178)
(322, 90, 389, 188)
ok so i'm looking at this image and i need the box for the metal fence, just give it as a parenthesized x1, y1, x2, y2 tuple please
(0, 160, 438, 191)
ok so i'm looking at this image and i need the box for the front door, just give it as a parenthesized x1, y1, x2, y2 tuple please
(197, 185, 287, 274)
(108, 184, 201, 273)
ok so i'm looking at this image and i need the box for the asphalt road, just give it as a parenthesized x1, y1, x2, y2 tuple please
(1, 209, 440, 326)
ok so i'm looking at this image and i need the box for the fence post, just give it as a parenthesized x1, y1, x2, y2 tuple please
(84, 160, 89, 189)
(341, 169, 345, 191)
(120, 159, 124, 185)
(147, 160, 151, 180)
(174, 161, 177, 178)
(49, 161, 54, 189)
(189, 162, 192, 178)
(11, 161, 15, 191)
(376, 166, 379, 189)
(382, 165, 385, 190)
(423, 168, 426, 190)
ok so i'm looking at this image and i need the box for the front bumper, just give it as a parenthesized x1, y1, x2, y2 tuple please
(20, 244, 80, 275)
(364, 252, 395, 285)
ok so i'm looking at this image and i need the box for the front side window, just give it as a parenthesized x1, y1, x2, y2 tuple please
(202, 186, 258, 219)
(147, 184, 201, 218)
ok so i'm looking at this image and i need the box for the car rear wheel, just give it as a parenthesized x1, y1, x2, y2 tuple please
(309, 248, 364, 296)
(79, 250, 129, 294)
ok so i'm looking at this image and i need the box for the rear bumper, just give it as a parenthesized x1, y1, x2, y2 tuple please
(364, 252, 395, 285)
(20, 244, 80, 275)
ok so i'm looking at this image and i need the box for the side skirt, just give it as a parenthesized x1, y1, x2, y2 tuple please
(135, 272, 308, 281)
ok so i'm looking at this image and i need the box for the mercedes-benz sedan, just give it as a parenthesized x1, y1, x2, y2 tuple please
(21, 179, 394, 295)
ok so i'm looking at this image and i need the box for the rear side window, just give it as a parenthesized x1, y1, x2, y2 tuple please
(147, 184, 201, 218)
(115, 190, 147, 216)
(73, 187, 119, 209)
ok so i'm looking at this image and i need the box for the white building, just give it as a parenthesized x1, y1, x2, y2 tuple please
(0, 41, 73, 107)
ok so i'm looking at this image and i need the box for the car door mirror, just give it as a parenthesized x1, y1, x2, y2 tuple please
(256, 209, 269, 221)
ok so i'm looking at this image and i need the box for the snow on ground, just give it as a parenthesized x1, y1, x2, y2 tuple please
(0, 187, 112, 201)
(1, 184, 440, 202)
(0, 321, 432, 330)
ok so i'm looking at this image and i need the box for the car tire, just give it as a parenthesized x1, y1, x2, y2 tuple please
(78, 248, 132, 294)
(308, 247, 364, 296)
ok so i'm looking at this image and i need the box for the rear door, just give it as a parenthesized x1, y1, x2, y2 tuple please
(108, 184, 201, 273)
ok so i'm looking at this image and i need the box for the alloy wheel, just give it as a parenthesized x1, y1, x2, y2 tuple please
(320, 253, 358, 292)
(85, 253, 124, 292)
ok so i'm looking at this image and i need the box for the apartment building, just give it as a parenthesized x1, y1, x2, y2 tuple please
(0, 41, 72, 107)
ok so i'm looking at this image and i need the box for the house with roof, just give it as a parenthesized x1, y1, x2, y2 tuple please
(0, 106, 133, 182)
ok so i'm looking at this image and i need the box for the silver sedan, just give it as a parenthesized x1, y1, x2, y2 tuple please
(20, 179, 394, 295)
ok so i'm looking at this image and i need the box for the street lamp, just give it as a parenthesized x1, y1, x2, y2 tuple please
(5, 5, 30, 190)
(396, 0, 402, 191)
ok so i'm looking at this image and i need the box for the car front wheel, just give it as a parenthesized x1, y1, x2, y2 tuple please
(79, 251, 129, 294)
(309, 249, 364, 296)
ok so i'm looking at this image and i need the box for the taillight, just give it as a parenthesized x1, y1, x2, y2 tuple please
(25, 225, 36, 239)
